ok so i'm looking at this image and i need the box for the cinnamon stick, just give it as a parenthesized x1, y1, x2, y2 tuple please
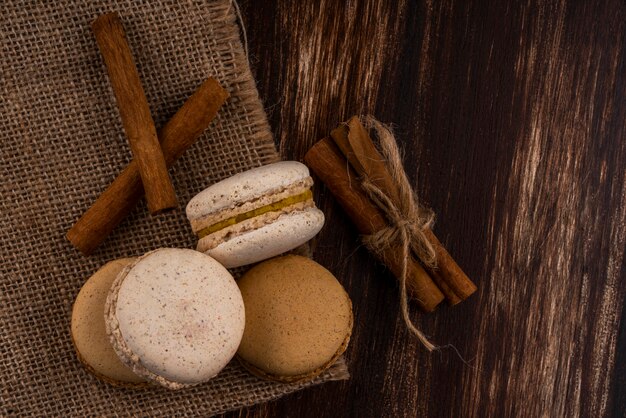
(330, 116, 477, 304)
(67, 77, 229, 254)
(424, 229, 477, 300)
(92, 12, 177, 214)
(304, 139, 444, 312)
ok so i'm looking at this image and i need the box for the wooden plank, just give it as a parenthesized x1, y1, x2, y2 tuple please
(232, 0, 626, 416)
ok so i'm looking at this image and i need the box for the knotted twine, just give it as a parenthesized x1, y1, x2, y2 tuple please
(358, 116, 439, 351)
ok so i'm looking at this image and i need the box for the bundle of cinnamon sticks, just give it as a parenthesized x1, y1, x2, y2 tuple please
(304, 117, 476, 312)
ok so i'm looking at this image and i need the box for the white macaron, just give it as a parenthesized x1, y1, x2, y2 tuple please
(104, 248, 245, 389)
(186, 161, 325, 268)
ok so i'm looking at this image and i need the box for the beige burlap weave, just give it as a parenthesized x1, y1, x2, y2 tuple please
(0, 0, 348, 416)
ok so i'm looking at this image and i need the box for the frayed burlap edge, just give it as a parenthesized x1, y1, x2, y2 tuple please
(0, 0, 349, 416)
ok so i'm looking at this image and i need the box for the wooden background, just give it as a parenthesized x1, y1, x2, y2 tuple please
(230, 0, 626, 417)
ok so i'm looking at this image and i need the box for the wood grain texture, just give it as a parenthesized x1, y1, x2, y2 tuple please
(228, 0, 626, 416)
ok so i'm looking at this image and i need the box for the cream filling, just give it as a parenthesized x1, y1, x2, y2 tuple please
(190, 177, 314, 233)
(197, 190, 313, 239)
(196, 200, 315, 253)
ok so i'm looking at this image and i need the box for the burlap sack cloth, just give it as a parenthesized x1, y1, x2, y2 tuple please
(0, 0, 349, 416)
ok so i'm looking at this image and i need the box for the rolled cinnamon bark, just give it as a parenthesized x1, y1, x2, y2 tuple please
(92, 12, 177, 214)
(304, 139, 444, 312)
(67, 78, 228, 254)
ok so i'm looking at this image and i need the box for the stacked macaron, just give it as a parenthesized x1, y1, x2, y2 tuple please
(71, 161, 352, 389)
(186, 161, 325, 268)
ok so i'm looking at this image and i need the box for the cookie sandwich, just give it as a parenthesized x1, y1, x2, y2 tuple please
(105, 248, 245, 389)
(71, 258, 147, 387)
(186, 161, 325, 268)
(236, 255, 353, 382)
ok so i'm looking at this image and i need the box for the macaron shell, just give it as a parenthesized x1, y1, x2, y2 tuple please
(186, 161, 311, 222)
(236, 255, 353, 380)
(202, 207, 325, 268)
(106, 248, 245, 389)
(71, 258, 146, 387)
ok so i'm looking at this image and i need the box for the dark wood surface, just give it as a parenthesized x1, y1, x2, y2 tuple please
(228, 1, 626, 417)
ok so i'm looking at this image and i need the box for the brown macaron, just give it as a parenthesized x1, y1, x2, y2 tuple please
(71, 258, 147, 388)
(236, 255, 353, 383)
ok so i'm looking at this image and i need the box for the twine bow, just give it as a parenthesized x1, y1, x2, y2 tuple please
(358, 116, 438, 351)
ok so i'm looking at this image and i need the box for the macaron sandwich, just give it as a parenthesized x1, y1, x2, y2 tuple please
(71, 258, 147, 387)
(186, 161, 325, 268)
(236, 255, 353, 382)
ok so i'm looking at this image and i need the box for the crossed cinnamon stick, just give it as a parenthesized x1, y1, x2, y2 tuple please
(67, 13, 228, 254)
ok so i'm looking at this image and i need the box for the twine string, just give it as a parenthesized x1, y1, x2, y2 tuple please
(359, 116, 438, 351)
